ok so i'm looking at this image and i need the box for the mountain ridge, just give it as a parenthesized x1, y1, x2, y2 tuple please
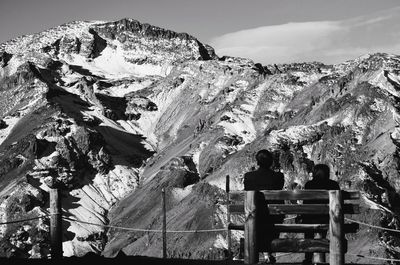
(0, 18, 398, 262)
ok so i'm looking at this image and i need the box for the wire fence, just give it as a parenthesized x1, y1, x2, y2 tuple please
(345, 217, 400, 234)
(0, 214, 296, 232)
(2, 199, 400, 262)
(0, 215, 48, 225)
(1, 212, 399, 235)
(345, 252, 400, 263)
(63, 216, 227, 233)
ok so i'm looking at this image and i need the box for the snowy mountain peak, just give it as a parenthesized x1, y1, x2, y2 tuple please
(0, 18, 217, 79)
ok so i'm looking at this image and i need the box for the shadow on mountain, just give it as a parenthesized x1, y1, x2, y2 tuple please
(96, 125, 154, 167)
(46, 87, 91, 123)
(95, 93, 128, 121)
(68, 64, 104, 80)
(60, 194, 80, 241)
(46, 80, 155, 167)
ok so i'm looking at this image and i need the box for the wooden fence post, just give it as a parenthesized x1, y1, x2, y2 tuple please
(49, 187, 62, 259)
(329, 190, 344, 265)
(226, 175, 232, 260)
(162, 188, 167, 259)
(244, 191, 258, 264)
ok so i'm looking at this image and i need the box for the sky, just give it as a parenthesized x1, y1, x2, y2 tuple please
(1, 0, 400, 64)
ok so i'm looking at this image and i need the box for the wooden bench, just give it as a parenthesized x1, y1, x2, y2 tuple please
(225, 176, 360, 265)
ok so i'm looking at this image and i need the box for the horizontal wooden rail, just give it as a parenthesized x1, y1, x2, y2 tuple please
(270, 238, 330, 253)
(229, 204, 359, 215)
(228, 223, 359, 233)
(229, 190, 360, 201)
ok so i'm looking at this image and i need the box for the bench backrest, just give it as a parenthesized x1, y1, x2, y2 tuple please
(228, 190, 360, 215)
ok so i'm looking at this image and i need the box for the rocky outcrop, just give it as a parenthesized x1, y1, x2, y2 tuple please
(33, 121, 112, 189)
(92, 18, 216, 61)
(0, 120, 7, 129)
(87, 29, 107, 59)
(0, 51, 12, 67)
(94, 18, 195, 41)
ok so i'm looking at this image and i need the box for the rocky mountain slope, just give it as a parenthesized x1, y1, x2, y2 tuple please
(0, 18, 399, 262)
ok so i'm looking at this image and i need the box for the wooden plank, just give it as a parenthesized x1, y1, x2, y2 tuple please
(228, 223, 359, 233)
(270, 238, 329, 253)
(228, 204, 245, 214)
(263, 190, 329, 201)
(229, 223, 330, 232)
(276, 224, 328, 233)
(229, 192, 244, 202)
(228, 223, 244, 230)
(268, 204, 329, 215)
(279, 223, 357, 234)
(244, 191, 258, 264)
(269, 204, 358, 215)
(229, 190, 360, 201)
(229, 204, 359, 215)
(330, 190, 345, 265)
(343, 191, 360, 200)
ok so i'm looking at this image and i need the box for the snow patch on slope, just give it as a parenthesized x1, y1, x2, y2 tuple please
(62, 38, 171, 79)
(96, 79, 153, 97)
(0, 116, 22, 146)
(370, 71, 400, 98)
(171, 185, 193, 202)
(217, 81, 267, 147)
(192, 142, 207, 174)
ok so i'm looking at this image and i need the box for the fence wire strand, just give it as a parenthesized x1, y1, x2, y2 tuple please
(345, 252, 400, 262)
(345, 217, 400, 234)
(63, 216, 227, 233)
(0, 215, 48, 225)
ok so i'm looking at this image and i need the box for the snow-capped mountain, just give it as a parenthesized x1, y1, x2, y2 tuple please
(0, 18, 399, 262)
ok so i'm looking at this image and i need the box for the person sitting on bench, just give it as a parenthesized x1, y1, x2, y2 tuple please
(300, 164, 340, 264)
(244, 149, 285, 264)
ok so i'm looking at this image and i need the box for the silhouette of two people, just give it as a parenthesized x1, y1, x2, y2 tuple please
(244, 150, 340, 264)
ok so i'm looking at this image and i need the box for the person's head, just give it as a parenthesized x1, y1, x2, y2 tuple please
(312, 164, 330, 181)
(255, 149, 273, 169)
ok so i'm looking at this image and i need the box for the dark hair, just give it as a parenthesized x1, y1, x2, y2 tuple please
(256, 149, 273, 169)
(313, 164, 330, 180)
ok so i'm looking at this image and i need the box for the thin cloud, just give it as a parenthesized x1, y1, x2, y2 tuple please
(210, 7, 400, 64)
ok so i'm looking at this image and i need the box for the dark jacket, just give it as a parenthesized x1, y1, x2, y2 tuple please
(243, 167, 285, 251)
(302, 178, 340, 224)
(244, 168, 284, 198)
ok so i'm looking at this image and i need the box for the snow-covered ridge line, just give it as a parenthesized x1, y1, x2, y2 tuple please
(0, 21, 100, 54)
(94, 18, 202, 42)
